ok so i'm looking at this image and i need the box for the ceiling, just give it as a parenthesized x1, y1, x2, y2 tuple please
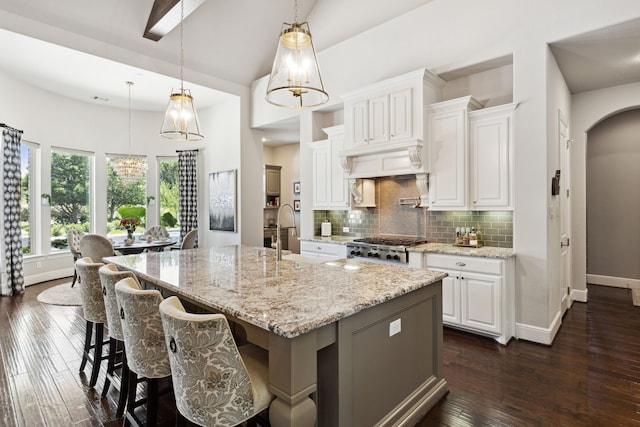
(0, 1, 639, 141)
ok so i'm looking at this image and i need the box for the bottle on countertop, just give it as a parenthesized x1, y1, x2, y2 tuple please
(455, 227, 462, 245)
(469, 227, 478, 246)
(476, 225, 484, 247)
(463, 227, 470, 245)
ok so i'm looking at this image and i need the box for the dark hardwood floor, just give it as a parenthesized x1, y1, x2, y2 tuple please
(1, 281, 639, 426)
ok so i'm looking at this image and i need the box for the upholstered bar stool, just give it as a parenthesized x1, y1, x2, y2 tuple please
(75, 257, 110, 388)
(159, 296, 274, 427)
(67, 229, 85, 287)
(115, 277, 173, 427)
(99, 264, 138, 418)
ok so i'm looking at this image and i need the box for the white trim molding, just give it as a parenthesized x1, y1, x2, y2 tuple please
(516, 311, 562, 345)
(587, 274, 640, 290)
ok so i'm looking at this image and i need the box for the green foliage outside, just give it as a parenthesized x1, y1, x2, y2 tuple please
(159, 161, 180, 229)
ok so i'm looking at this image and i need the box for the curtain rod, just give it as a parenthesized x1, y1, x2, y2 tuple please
(0, 123, 23, 133)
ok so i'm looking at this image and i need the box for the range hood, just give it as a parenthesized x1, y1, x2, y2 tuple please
(339, 139, 429, 207)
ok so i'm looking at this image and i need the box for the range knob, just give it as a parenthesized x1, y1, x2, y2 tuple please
(386, 254, 392, 260)
(367, 252, 373, 257)
(373, 252, 380, 258)
(350, 250, 357, 256)
(356, 250, 362, 256)
(393, 254, 400, 260)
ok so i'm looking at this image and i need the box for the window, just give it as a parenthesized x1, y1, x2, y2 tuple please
(20, 141, 37, 255)
(158, 158, 179, 238)
(50, 149, 91, 251)
(106, 155, 147, 239)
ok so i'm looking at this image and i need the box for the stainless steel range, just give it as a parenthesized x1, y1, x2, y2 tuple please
(347, 236, 428, 264)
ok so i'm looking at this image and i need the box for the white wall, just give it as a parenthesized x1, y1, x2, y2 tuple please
(572, 81, 640, 296)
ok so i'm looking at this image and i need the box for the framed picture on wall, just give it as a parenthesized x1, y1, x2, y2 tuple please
(209, 169, 237, 232)
(294, 199, 301, 211)
(293, 181, 301, 195)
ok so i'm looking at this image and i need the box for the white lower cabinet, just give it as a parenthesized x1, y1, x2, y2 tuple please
(426, 253, 514, 345)
(300, 240, 348, 259)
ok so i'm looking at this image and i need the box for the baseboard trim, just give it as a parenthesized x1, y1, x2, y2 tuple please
(25, 268, 73, 286)
(587, 274, 640, 289)
(516, 310, 562, 345)
(572, 287, 588, 303)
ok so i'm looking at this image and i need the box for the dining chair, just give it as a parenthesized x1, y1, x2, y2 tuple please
(180, 229, 198, 250)
(67, 229, 85, 287)
(115, 277, 173, 427)
(75, 257, 110, 389)
(99, 264, 138, 418)
(79, 234, 115, 264)
(142, 225, 169, 241)
(159, 296, 273, 427)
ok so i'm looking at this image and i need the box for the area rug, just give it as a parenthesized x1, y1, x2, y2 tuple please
(37, 282, 81, 306)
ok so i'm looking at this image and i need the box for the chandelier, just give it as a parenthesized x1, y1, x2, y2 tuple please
(112, 81, 146, 182)
(160, 0, 203, 141)
(265, 0, 328, 108)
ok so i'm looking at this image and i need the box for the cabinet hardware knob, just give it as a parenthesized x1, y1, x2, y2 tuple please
(456, 262, 466, 266)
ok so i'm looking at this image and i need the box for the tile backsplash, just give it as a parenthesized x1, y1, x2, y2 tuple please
(313, 177, 513, 248)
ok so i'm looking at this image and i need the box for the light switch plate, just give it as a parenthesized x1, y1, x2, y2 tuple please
(389, 318, 401, 337)
(343, 227, 349, 232)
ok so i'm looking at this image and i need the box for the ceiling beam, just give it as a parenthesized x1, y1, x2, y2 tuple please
(143, 0, 206, 42)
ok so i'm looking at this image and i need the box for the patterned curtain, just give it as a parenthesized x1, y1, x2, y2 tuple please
(177, 150, 198, 247)
(0, 126, 24, 296)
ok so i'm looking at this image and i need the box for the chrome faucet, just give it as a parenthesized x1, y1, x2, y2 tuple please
(272, 203, 297, 260)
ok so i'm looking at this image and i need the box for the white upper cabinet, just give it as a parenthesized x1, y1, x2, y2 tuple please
(469, 103, 517, 210)
(390, 88, 413, 141)
(427, 97, 517, 211)
(310, 125, 351, 210)
(426, 96, 483, 210)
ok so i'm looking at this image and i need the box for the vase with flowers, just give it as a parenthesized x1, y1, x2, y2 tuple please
(120, 217, 141, 241)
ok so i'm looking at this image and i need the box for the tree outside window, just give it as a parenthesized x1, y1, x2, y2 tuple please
(50, 150, 91, 250)
(20, 142, 36, 254)
(106, 156, 147, 238)
(159, 159, 179, 237)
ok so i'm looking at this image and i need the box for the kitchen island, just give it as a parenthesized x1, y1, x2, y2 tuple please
(105, 245, 448, 427)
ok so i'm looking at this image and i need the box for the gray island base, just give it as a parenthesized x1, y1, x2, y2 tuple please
(105, 245, 448, 427)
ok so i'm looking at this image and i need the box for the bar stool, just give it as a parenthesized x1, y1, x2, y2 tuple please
(99, 264, 138, 418)
(115, 277, 173, 427)
(75, 257, 110, 388)
(67, 229, 85, 287)
(159, 296, 273, 427)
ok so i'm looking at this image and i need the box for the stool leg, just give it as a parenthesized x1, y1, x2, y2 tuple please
(116, 348, 129, 418)
(124, 369, 138, 427)
(79, 320, 93, 372)
(71, 268, 78, 287)
(101, 337, 118, 396)
(147, 378, 159, 427)
(89, 323, 104, 388)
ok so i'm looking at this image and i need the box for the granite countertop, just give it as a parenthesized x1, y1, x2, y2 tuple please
(409, 242, 515, 259)
(104, 245, 446, 339)
(301, 236, 356, 244)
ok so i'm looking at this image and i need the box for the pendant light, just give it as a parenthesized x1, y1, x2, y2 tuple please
(160, 0, 204, 141)
(265, 0, 328, 108)
(113, 81, 146, 182)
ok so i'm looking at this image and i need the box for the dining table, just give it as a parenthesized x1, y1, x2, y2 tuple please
(103, 245, 447, 427)
(112, 237, 177, 255)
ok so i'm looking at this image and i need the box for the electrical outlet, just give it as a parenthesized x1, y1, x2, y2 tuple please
(36, 261, 42, 269)
(343, 227, 349, 233)
(389, 318, 401, 337)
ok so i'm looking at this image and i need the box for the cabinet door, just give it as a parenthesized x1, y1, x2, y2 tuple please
(428, 109, 467, 209)
(368, 95, 389, 144)
(265, 167, 281, 196)
(440, 271, 461, 325)
(311, 141, 330, 209)
(460, 272, 502, 335)
(349, 100, 369, 146)
(390, 88, 413, 141)
(469, 113, 511, 209)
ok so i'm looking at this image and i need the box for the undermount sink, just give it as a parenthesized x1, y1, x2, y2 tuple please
(281, 253, 337, 264)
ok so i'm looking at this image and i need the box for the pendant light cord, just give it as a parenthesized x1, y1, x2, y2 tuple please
(127, 81, 133, 154)
(180, 0, 184, 92)
(294, 0, 299, 23)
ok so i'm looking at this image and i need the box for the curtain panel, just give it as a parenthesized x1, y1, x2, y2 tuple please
(177, 150, 198, 247)
(0, 125, 24, 296)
